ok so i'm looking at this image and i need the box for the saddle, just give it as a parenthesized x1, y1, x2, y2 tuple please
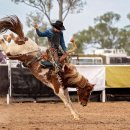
(40, 60, 53, 68)
(40, 50, 68, 69)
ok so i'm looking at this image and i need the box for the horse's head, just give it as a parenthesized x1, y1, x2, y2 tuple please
(77, 83, 94, 106)
(63, 63, 95, 106)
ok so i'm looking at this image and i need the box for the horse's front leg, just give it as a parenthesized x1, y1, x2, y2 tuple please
(64, 88, 72, 104)
(55, 87, 80, 120)
(64, 88, 79, 115)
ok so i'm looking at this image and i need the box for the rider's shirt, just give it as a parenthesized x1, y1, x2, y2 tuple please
(36, 28, 66, 52)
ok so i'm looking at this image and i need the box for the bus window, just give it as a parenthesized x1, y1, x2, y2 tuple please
(71, 57, 103, 65)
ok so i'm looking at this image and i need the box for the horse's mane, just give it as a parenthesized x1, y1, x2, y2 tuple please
(0, 15, 24, 39)
(64, 64, 88, 88)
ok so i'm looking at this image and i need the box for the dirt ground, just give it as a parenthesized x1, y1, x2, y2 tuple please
(0, 98, 130, 130)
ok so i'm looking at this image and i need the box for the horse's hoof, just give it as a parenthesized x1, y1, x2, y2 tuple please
(74, 115, 80, 120)
(74, 115, 80, 121)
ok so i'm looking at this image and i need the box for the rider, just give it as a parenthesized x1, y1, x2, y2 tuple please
(34, 20, 67, 71)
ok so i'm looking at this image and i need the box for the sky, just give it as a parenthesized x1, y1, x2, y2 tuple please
(0, 0, 130, 45)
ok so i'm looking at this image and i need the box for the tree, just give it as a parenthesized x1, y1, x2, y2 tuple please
(117, 29, 130, 49)
(73, 30, 88, 54)
(94, 11, 120, 25)
(93, 12, 121, 48)
(11, 0, 86, 22)
(11, 0, 87, 49)
(73, 12, 124, 54)
(26, 12, 48, 46)
(73, 12, 130, 54)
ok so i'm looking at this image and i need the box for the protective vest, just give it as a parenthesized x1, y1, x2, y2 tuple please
(48, 29, 60, 50)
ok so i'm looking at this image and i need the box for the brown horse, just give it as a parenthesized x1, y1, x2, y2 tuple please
(0, 15, 94, 120)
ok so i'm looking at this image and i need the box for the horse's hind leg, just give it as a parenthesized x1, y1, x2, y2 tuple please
(56, 87, 80, 120)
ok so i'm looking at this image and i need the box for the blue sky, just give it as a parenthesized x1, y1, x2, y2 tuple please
(0, 0, 130, 43)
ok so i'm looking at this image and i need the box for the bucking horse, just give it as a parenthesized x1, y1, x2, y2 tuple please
(0, 15, 94, 120)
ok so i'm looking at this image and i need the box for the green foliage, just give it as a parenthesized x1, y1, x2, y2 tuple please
(74, 12, 130, 55)
(26, 12, 48, 46)
(94, 11, 120, 25)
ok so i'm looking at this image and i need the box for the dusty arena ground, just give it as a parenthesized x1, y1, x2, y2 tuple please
(0, 98, 130, 130)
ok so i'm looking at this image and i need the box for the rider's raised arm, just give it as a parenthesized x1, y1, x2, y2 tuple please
(34, 23, 52, 38)
(36, 29, 51, 37)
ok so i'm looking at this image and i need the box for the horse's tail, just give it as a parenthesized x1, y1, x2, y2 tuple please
(0, 15, 24, 39)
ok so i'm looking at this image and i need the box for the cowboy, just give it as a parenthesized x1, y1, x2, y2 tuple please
(34, 20, 67, 71)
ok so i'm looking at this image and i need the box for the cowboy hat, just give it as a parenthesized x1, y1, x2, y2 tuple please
(51, 20, 65, 30)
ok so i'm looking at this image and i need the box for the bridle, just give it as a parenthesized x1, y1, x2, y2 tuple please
(77, 81, 94, 104)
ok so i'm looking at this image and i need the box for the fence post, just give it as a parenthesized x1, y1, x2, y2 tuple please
(101, 89, 106, 102)
(7, 60, 12, 104)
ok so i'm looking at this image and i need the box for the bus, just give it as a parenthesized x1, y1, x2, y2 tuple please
(94, 49, 130, 65)
(70, 49, 130, 65)
(71, 56, 103, 65)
